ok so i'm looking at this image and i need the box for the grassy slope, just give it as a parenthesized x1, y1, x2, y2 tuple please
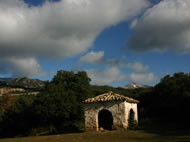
(0, 130, 190, 142)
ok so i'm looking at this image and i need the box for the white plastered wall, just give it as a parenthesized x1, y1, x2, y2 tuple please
(124, 101, 138, 126)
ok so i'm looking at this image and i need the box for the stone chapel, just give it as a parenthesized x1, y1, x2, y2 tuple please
(84, 91, 139, 131)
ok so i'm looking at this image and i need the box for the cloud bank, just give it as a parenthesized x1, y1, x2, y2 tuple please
(129, 72, 157, 84)
(87, 67, 126, 85)
(0, 0, 149, 77)
(0, 57, 44, 77)
(80, 51, 157, 85)
(127, 0, 190, 53)
(127, 62, 149, 73)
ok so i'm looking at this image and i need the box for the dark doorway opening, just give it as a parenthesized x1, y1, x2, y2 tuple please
(98, 109, 113, 130)
(129, 109, 135, 121)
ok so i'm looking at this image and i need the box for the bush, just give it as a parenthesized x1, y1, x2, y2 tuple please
(0, 96, 35, 137)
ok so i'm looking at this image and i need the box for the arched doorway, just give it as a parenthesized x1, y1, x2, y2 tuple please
(98, 109, 113, 130)
(128, 109, 137, 128)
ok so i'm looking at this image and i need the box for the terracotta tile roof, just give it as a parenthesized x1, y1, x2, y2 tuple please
(84, 91, 139, 103)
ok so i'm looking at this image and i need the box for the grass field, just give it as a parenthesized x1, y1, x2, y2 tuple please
(0, 130, 190, 142)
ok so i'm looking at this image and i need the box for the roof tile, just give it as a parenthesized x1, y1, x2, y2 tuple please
(84, 91, 139, 103)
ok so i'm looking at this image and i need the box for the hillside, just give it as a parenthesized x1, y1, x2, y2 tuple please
(0, 77, 45, 89)
(0, 88, 25, 96)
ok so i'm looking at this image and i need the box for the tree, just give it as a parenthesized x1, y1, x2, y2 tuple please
(138, 72, 190, 129)
(32, 70, 92, 133)
(52, 70, 92, 100)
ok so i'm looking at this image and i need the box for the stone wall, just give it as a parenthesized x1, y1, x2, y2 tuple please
(84, 101, 138, 131)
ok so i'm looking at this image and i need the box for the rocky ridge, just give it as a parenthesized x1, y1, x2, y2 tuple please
(0, 77, 45, 89)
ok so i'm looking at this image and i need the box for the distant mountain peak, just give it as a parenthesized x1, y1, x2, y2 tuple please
(119, 83, 150, 89)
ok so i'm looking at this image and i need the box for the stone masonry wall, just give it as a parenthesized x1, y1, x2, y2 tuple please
(84, 101, 138, 131)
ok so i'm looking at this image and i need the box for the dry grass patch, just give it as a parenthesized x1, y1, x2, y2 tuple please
(0, 130, 190, 142)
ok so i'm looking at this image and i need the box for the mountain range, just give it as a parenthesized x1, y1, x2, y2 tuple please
(0, 77, 45, 89)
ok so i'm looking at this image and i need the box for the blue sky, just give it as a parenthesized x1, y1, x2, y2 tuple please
(0, 0, 190, 87)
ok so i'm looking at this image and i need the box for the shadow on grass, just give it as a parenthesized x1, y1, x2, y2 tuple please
(137, 124, 190, 137)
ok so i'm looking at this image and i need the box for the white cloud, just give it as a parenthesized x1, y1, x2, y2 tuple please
(80, 51, 104, 64)
(0, 0, 149, 77)
(87, 67, 126, 85)
(129, 72, 157, 84)
(127, 0, 190, 53)
(87, 66, 157, 85)
(127, 62, 149, 73)
(78, 52, 157, 85)
(0, 57, 45, 77)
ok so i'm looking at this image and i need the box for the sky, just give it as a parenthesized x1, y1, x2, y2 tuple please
(0, 0, 190, 87)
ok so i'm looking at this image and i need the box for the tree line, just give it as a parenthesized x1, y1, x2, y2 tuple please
(0, 71, 190, 137)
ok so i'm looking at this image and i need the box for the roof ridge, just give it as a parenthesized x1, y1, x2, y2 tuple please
(84, 91, 139, 103)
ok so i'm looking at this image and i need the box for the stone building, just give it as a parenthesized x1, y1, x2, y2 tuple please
(84, 91, 139, 131)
